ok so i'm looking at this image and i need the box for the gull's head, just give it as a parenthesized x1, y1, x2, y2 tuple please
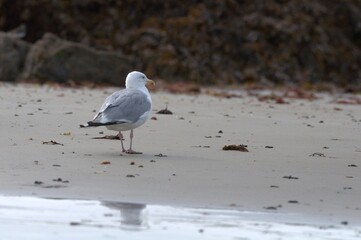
(125, 71, 155, 89)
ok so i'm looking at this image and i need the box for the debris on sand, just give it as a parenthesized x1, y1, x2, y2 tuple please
(156, 106, 173, 115)
(334, 96, 361, 105)
(283, 175, 299, 180)
(275, 97, 289, 104)
(309, 152, 326, 157)
(155, 153, 167, 157)
(348, 164, 358, 167)
(92, 135, 120, 140)
(53, 178, 69, 183)
(42, 140, 64, 146)
(222, 144, 249, 152)
(101, 161, 111, 165)
(263, 204, 282, 210)
(43, 185, 67, 189)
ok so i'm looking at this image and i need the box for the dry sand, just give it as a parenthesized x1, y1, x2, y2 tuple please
(0, 82, 360, 227)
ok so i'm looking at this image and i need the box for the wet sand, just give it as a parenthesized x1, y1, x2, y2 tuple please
(1, 196, 360, 240)
(0, 83, 360, 227)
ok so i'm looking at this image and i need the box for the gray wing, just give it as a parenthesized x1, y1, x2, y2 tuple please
(99, 89, 126, 113)
(91, 89, 151, 124)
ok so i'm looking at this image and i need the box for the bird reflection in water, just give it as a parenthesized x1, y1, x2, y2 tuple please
(102, 201, 147, 230)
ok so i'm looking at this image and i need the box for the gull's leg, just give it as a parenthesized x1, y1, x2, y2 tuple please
(125, 129, 142, 154)
(117, 131, 126, 152)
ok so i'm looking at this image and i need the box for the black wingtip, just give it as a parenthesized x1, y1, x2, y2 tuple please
(80, 121, 122, 128)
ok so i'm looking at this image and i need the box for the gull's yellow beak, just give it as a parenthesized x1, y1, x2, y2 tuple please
(146, 79, 155, 87)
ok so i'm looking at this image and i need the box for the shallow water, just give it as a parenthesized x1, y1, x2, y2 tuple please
(0, 196, 360, 240)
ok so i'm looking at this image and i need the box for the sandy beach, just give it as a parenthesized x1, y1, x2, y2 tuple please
(0, 83, 360, 229)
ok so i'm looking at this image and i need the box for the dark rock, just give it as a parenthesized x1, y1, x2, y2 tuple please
(21, 33, 134, 85)
(0, 1, 360, 87)
(0, 32, 30, 81)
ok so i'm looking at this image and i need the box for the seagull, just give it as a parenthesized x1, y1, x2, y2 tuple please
(81, 71, 155, 154)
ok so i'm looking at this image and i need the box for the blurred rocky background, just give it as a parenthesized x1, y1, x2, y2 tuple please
(0, 0, 360, 89)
